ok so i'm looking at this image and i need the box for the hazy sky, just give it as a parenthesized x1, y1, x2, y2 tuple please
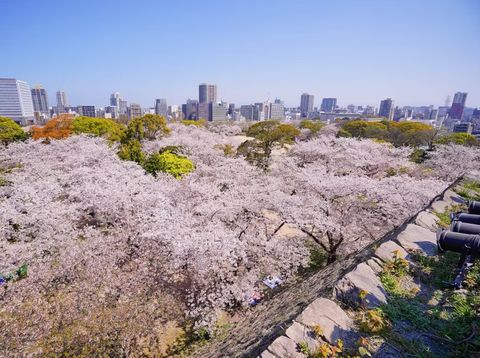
(1, 0, 479, 108)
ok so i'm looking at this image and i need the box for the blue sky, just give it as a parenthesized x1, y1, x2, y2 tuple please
(1, 0, 479, 108)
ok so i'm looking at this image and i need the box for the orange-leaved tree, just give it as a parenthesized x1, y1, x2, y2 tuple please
(31, 114, 74, 140)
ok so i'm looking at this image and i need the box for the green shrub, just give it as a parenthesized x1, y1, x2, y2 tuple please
(339, 120, 435, 147)
(181, 119, 206, 127)
(0, 116, 29, 145)
(124, 114, 170, 142)
(299, 119, 325, 135)
(436, 132, 478, 147)
(72, 116, 125, 142)
(143, 151, 194, 179)
(117, 140, 145, 164)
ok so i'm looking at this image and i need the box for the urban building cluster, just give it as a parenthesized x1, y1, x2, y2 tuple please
(0, 78, 478, 139)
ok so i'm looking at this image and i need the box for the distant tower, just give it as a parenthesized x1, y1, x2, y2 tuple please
(378, 98, 394, 120)
(300, 93, 314, 117)
(31, 85, 49, 115)
(56, 90, 68, 114)
(0, 78, 35, 124)
(154, 98, 168, 117)
(199, 83, 217, 104)
(449, 92, 468, 120)
(110, 92, 121, 108)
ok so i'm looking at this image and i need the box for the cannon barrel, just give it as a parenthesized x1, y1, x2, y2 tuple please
(437, 230, 480, 256)
(451, 212, 480, 225)
(468, 200, 480, 215)
(451, 220, 480, 235)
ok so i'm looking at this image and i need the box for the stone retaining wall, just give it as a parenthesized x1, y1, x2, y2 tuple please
(258, 175, 479, 358)
(193, 175, 474, 358)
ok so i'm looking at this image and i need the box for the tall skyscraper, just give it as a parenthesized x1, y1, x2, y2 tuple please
(183, 99, 198, 120)
(320, 98, 337, 113)
(449, 92, 468, 119)
(378, 98, 394, 120)
(210, 101, 228, 121)
(154, 98, 168, 117)
(0, 78, 35, 125)
(31, 85, 49, 115)
(56, 90, 68, 114)
(110, 92, 121, 108)
(300, 93, 314, 117)
(199, 83, 217, 104)
(269, 99, 285, 120)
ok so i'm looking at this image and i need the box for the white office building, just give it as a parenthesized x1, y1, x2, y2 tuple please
(0, 78, 35, 125)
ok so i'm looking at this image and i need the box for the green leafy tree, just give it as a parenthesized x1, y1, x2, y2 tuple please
(339, 120, 388, 140)
(117, 139, 145, 164)
(385, 121, 435, 147)
(143, 150, 194, 178)
(72, 116, 125, 142)
(239, 120, 299, 169)
(299, 119, 325, 135)
(0, 116, 29, 146)
(181, 119, 206, 127)
(436, 132, 478, 147)
(339, 119, 436, 147)
(124, 114, 170, 142)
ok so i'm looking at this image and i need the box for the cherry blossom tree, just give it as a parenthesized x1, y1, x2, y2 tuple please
(0, 123, 466, 356)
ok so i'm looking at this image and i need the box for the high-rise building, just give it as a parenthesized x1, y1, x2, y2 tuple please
(300, 93, 314, 117)
(240, 104, 255, 120)
(210, 102, 228, 121)
(198, 83, 217, 120)
(449, 92, 468, 119)
(199, 83, 217, 104)
(31, 85, 49, 115)
(110, 92, 121, 108)
(182, 99, 198, 120)
(56, 91, 68, 114)
(0, 78, 35, 125)
(270, 98, 285, 120)
(105, 106, 119, 119)
(320, 98, 337, 113)
(378, 98, 394, 120)
(154, 98, 168, 117)
(198, 102, 210, 120)
(119, 99, 128, 115)
(128, 103, 142, 119)
(78, 105, 96, 117)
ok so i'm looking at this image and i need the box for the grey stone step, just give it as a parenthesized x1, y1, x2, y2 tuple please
(264, 335, 305, 357)
(334, 262, 387, 308)
(415, 211, 440, 232)
(295, 297, 353, 345)
(285, 322, 320, 353)
(374, 240, 409, 263)
(396, 224, 438, 257)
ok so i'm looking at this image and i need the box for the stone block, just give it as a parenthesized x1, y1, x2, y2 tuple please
(415, 211, 440, 232)
(431, 199, 450, 213)
(266, 336, 304, 357)
(374, 241, 408, 263)
(396, 224, 438, 257)
(334, 263, 387, 308)
(285, 322, 320, 352)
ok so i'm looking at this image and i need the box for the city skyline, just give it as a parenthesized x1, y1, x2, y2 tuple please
(1, 0, 479, 108)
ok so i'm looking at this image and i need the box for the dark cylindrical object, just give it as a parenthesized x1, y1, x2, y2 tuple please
(468, 200, 480, 215)
(437, 230, 480, 255)
(452, 212, 480, 225)
(451, 220, 480, 235)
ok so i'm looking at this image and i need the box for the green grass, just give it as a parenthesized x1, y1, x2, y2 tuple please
(454, 179, 480, 201)
(376, 252, 480, 356)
